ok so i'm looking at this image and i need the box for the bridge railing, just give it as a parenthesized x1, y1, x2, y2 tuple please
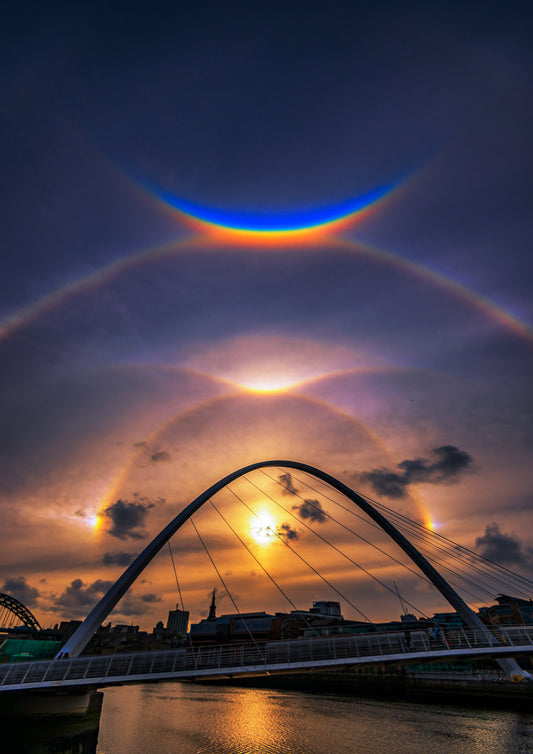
(1, 625, 532, 691)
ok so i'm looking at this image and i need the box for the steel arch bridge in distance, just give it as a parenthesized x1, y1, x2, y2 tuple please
(0, 593, 41, 631)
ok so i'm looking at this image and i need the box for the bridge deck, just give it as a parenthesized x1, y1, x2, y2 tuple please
(1, 626, 532, 692)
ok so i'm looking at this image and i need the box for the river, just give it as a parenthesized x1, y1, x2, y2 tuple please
(92, 681, 533, 753)
(6, 681, 533, 753)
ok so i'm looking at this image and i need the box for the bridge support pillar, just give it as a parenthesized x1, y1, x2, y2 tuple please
(0, 689, 103, 717)
(497, 657, 532, 683)
(0, 690, 102, 752)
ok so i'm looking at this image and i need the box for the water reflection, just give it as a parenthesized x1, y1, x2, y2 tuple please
(94, 682, 533, 754)
(4, 682, 532, 753)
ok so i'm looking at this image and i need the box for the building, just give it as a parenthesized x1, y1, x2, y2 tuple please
(167, 605, 189, 635)
(309, 601, 343, 619)
(478, 595, 533, 626)
(190, 611, 280, 645)
(189, 597, 349, 644)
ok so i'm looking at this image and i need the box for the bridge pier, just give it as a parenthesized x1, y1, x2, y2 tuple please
(0, 690, 102, 754)
(0, 688, 103, 717)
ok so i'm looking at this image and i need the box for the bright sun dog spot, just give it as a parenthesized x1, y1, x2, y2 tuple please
(185, 335, 375, 395)
(240, 374, 303, 393)
(62, 510, 102, 530)
(250, 511, 277, 544)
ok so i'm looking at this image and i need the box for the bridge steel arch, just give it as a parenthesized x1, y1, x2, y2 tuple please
(0, 592, 41, 631)
(58, 460, 528, 679)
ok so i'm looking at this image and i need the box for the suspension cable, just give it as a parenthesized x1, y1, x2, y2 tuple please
(190, 516, 264, 655)
(268, 467, 528, 616)
(289, 468, 533, 599)
(210, 498, 324, 638)
(210, 499, 298, 611)
(168, 540, 185, 610)
(247, 474, 431, 620)
(221, 489, 322, 637)
(236, 479, 383, 627)
(260, 467, 430, 586)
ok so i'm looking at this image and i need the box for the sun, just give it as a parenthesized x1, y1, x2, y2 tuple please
(250, 511, 277, 544)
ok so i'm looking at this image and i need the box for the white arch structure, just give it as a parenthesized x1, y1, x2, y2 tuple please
(58, 460, 530, 680)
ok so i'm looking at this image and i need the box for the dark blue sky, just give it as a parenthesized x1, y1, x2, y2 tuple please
(1, 1, 532, 626)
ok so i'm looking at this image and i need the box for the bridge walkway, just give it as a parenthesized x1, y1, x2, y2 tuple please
(1, 625, 532, 693)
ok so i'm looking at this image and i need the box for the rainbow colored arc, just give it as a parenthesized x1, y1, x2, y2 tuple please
(156, 183, 395, 236)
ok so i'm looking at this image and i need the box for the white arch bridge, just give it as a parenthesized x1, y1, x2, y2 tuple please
(4, 460, 533, 694)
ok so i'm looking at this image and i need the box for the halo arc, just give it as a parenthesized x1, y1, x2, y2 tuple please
(153, 183, 396, 233)
(2, 234, 531, 346)
(97, 390, 410, 520)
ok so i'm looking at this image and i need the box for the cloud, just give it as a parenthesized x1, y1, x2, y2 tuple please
(358, 445, 473, 498)
(293, 499, 327, 523)
(277, 522, 299, 541)
(141, 593, 161, 603)
(112, 592, 162, 617)
(1, 576, 40, 607)
(102, 498, 157, 539)
(358, 469, 408, 499)
(475, 523, 526, 565)
(54, 578, 113, 617)
(150, 449, 171, 463)
(278, 472, 298, 495)
(102, 551, 136, 566)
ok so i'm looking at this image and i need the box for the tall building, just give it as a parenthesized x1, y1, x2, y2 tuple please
(310, 601, 343, 619)
(166, 605, 189, 635)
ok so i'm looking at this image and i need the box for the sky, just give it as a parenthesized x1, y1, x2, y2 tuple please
(1, 1, 532, 631)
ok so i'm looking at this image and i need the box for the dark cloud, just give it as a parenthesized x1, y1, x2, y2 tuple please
(475, 523, 526, 565)
(293, 499, 327, 523)
(359, 470, 408, 499)
(102, 498, 158, 539)
(278, 472, 298, 495)
(54, 578, 113, 616)
(358, 445, 473, 498)
(399, 446, 473, 482)
(277, 523, 299, 541)
(135, 445, 171, 465)
(1, 576, 40, 607)
(151, 449, 171, 463)
(141, 593, 161, 603)
(112, 592, 162, 617)
(102, 551, 136, 567)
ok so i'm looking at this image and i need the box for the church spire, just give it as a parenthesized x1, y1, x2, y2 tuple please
(208, 588, 217, 620)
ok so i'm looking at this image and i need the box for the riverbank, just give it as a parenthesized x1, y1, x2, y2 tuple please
(209, 669, 533, 709)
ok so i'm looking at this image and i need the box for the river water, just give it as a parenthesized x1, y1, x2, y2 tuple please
(92, 682, 533, 754)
